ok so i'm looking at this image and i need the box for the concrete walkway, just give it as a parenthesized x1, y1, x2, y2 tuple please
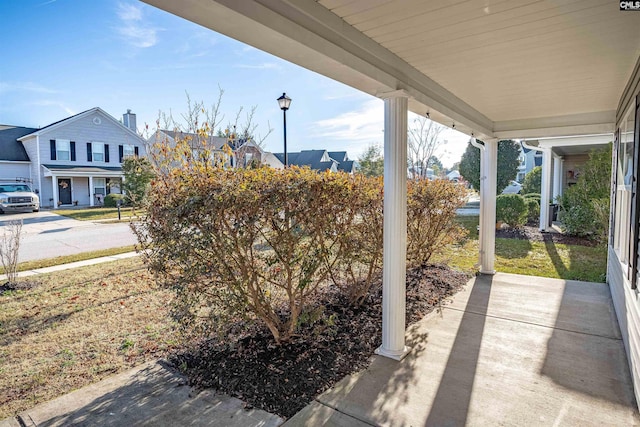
(2, 270, 638, 426)
(0, 361, 283, 427)
(287, 273, 640, 426)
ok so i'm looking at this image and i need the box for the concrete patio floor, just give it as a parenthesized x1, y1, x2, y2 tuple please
(286, 273, 640, 426)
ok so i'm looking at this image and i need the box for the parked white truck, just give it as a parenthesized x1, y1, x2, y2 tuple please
(0, 179, 40, 213)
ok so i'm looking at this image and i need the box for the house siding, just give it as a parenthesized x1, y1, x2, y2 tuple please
(610, 54, 640, 407)
(37, 111, 146, 168)
(20, 137, 41, 193)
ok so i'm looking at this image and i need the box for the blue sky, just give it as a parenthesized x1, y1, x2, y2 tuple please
(0, 0, 469, 166)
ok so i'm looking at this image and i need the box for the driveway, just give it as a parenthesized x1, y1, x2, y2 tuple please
(0, 211, 139, 262)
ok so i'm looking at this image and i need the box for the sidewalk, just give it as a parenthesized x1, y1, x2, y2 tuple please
(0, 251, 139, 282)
(0, 361, 283, 427)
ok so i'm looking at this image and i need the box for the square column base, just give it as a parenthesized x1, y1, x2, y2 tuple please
(479, 269, 496, 275)
(375, 345, 412, 361)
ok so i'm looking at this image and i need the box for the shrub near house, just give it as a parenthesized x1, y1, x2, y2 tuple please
(135, 157, 467, 344)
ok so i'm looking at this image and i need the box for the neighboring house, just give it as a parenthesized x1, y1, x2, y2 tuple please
(273, 149, 357, 173)
(148, 129, 283, 169)
(517, 144, 542, 182)
(447, 170, 460, 182)
(5, 108, 147, 208)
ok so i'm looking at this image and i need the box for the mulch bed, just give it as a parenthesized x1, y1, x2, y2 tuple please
(169, 264, 469, 419)
(496, 224, 599, 247)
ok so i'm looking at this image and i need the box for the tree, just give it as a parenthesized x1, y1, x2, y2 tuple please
(459, 140, 520, 193)
(459, 142, 480, 190)
(122, 156, 154, 210)
(407, 116, 446, 178)
(428, 156, 444, 176)
(358, 144, 384, 177)
(522, 166, 542, 195)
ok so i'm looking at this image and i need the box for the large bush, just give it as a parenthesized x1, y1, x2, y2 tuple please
(136, 166, 466, 344)
(406, 178, 468, 266)
(459, 139, 520, 193)
(561, 145, 612, 242)
(522, 166, 542, 195)
(496, 194, 527, 228)
(103, 193, 125, 208)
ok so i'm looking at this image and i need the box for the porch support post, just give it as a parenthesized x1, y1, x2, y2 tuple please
(89, 176, 94, 207)
(540, 147, 553, 231)
(480, 138, 497, 274)
(552, 155, 563, 201)
(375, 90, 410, 361)
(52, 175, 58, 209)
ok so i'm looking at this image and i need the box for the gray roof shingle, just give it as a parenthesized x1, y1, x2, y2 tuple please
(0, 126, 37, 161)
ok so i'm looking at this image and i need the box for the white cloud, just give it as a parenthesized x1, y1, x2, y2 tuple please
(0, 82, 58, 94)
(310, 99, 384, 143)
(31, 100, 75, 116)
(115, 3, 158, 48)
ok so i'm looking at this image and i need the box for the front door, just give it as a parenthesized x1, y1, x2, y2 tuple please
(58, 178, 72, 205)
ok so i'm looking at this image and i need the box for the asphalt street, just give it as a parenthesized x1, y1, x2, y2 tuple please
(0, 211, 138, 262)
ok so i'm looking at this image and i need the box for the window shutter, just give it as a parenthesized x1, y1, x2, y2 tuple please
(87, 142, 92, 162)
(104, 144, 110, 163)
(50, 140, 56, 160)
(119, 145, 124, 163)
(134, 146, 139, 156)
(70, 141, 76, 161)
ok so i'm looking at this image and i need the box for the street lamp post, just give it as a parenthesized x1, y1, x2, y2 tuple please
(277, 93, 292, 167)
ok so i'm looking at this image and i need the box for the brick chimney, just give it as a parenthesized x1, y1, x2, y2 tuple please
(123, 109, 137, 132)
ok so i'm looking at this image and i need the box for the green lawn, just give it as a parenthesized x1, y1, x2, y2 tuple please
(436, 215, 607, 283)
(54, 208, 144, 221)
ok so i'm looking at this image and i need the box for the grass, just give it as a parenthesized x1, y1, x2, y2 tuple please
(54, 208, 144, 221)
(0, 257, 174, 419)
(436, 215, 607, 283)
(0, 246, 136, 275)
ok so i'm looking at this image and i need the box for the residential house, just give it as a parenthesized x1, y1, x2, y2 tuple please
(273, 149, 357, 173)
(148, 129, 284, 169)
(5, 108, 147, 208)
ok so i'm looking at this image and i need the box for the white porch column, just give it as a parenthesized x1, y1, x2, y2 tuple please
(540, 147, 553, 231)
(552, 155, 563, 202)
(51, 175, 58, 209)
(375, 91, 410, 361)
(89, 176, 94, 207)
(480, 139, 497, 274)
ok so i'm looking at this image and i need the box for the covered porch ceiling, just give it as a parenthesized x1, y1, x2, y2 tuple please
(142, 0, 640, 140)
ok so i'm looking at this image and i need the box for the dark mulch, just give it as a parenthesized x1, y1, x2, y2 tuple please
(0, 280, 39, 294)
(496, 224, 599, 247)
(169, 264, 469, 419)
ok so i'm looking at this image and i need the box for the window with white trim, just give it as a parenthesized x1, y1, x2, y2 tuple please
(92, 143, 104, 162)
(123, 144, 135, 158)
(94, 178, 106, 196)
(56, 139, 70, 161)
(614, 104, 636, 268)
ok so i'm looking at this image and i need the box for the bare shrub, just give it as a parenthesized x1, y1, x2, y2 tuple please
(0, 220, 23, 285)
(406, 179, 468, 266)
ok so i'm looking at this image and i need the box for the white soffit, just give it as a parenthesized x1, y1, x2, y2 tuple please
(143, 0, 640, 138)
